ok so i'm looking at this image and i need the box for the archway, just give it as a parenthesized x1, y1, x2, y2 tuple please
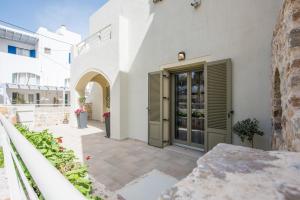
(273, 69, 282, 131)
(74, 70, 110, 128)
(272, 68, 283, 149)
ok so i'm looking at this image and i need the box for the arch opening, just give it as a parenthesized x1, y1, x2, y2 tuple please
(75, 71, 110, 123)
(273, 68, 282, 132)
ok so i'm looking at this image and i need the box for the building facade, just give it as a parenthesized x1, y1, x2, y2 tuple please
(0, 24, 81, 105)
(71, 0, 283, 151)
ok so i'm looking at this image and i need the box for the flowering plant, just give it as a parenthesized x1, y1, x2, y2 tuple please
(103, 112, 110, 119)
(75, 108, 86, 116)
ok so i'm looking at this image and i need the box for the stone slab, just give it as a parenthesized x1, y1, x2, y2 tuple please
(159, 144, 300, 200)
(117, 170, 178, 200)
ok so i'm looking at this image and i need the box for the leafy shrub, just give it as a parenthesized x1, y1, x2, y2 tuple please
(15, 124, 101, 200)
(233, 118, 264, 148)
(0, 147, 3, 168)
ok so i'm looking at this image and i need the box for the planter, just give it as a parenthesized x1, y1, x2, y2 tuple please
(105, 117, 110, 138)
(77, 112, 88, 129)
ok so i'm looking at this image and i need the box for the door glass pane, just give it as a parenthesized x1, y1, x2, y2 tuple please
(175, 73, 188, 142)
(191, 71, 205, 145)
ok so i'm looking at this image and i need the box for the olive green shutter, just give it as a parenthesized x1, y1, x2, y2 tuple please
(162, 70, 170, 146)
(148, 71, 163, 147)
(205, 59, 232, 151)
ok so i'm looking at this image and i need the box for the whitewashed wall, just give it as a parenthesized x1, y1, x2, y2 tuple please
(0, 25, 81, 88)
(72, 0, 283, 150)
(37, 26, 81, 87)
(0, 52, 41, 83)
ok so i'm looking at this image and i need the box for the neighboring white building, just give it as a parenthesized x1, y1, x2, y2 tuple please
(71, 0, 283, 151)
(0, 24, 81, 105)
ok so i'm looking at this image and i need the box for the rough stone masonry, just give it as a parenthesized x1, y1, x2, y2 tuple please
(159, 144, 300, 200)
(272, 0, 300, 151)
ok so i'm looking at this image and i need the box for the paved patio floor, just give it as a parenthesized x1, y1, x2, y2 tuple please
(41, 121, 203, 192)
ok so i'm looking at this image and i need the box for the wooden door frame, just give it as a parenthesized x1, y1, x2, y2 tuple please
(168, 65, 206, 150)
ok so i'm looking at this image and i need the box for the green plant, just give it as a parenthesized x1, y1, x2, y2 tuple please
(0, 147, 4, 168)
(79, 96, 86, 105)
(177, 111, 187, 117)
(191, 111, 205, 118)
(15, 124, 101, 200)
(233, 118, 264, 148)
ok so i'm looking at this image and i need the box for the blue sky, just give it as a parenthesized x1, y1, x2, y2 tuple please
(0, 0, 108, 38)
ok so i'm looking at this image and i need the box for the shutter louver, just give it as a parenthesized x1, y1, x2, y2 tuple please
(148, 72, 163, 148)
(205, 59, 232, 151)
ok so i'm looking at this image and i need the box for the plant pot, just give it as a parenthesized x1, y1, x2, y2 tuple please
(105, 117, 110, 138)
(77, 112, 88, 129)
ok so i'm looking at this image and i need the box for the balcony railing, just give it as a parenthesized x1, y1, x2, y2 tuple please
(0, 114, 86, 200)
(76, 24, 112, 56)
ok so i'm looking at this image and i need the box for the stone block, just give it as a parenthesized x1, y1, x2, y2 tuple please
(159, 144, 300, 200)
(290, 28, 300, 48)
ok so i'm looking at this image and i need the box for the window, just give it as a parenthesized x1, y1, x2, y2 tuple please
(36, 93, 40, 104)
(12, 73, 40, 85)
(12, 92, 25, 104)
(64, 78, 70, 88)
(65, 93, 69, 105)
(28, 94, 34, 104)
(8, 45, 35, 58)
(44, 47, 51, 54)
(16, 47, 30, 57)
(12, 92, 18, 104)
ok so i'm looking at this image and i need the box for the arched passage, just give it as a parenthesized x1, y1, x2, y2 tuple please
(75, 70, 110, 123)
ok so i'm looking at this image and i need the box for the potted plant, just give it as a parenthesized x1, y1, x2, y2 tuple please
(75, 96, 88, 129)
(233, 118, 264, 148)
(103, 112, 110, 138)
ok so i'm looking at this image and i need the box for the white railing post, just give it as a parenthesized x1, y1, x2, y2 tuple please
(0, 114, 86, 200)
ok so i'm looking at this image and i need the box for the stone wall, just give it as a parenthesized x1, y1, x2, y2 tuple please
(160, 144, 300, 200)
(34, 106, 71, 127)
(0, 105, 71, 127)
(272, 0, 300, 151)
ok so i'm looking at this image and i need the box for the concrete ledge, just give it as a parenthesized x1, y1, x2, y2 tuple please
(159, 144, 300, 200)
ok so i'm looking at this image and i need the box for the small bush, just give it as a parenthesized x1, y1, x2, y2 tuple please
(233, 118, 264, 148)
(15, 124, 101, 200)
(0, 147, 4, 168)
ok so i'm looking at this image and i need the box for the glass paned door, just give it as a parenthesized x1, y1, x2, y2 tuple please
(173, 69, 205, 149)
(191, 71, 205, 145)
(175, 73, 188, 143)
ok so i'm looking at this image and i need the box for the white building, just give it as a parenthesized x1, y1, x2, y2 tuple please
(71, 0, 283, 151)
(0, 24, 81, 105)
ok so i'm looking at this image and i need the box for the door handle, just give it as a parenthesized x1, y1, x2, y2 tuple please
(228, 110, 234, 118)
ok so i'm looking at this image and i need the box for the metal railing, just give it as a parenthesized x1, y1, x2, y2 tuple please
(0, 114, 86, 200)
(76, 24, 112, 55)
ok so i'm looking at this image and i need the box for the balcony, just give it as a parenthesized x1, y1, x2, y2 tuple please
(74, 25, 112, 57)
